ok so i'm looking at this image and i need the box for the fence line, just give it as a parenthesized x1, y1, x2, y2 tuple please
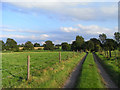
(2, 70, 26, 80)
(2, 52, 79, 87)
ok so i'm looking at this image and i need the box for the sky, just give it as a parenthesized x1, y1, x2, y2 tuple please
(0, 0, 119, 45)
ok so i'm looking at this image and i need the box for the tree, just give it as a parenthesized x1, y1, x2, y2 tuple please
(34, 43, 40, 47)
(90, 38, 101, 52)
(88, 40, 94, 52)
(105, 39, 116, 57)
(81, 42, 87, 52)
(99, 33, 107, 44)
(76, 36, 84, 42)
(0, 40, 5, 51)
(61, 42, 71, 51)
(20, 43, 25, 47)
(44, 40, 54, 50)
(71, 35, 84, 51)
(114, 32, 120, 44)
(24, 41, 34, 50)
(5, 38, 19, 51)
(55, 44, 61, 50)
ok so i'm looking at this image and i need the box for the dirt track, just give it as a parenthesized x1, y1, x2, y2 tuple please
(93, 53, 118, 88)
(63, 52, 88, 88)
(63, 52, 118, 88)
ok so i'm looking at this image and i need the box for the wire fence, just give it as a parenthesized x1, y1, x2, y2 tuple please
(2, 51, 81, 87)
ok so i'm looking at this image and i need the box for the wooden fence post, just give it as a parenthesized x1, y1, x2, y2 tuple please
(27, 55, 30, 80)
(77, 50, 79, 55)
(59, 52, 61, 63)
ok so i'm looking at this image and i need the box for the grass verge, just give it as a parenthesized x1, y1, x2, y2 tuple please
(76, 53, 105, 88)
(96, 52, 120, 87)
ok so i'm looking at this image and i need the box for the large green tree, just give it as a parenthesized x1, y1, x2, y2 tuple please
(20, 43, 25, 47)
(114, 32, 120, 44)
(34, 43, 40, 47)
(90, 38, 101, 52)
(61, 42, 71, 51)
(44, 40, 54, 50)
(88, 40, 94, 52)
(71, 35, 84, 51)
(99, 33, 107, 44)
(105, 39, 116, 57)
(0, 40, 5, 51)
(24, 41, 34, 50)
(114, 32, 120, 51)
(5, 38, 19, 51)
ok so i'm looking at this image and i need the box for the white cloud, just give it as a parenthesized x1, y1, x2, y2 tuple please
(1, 29, 16, 32)
(100, 7, 118, 15)
(1, 0, 119, 2)
(2, 2, 118, 21)
(0, 34, 49, 40)
(41, 41, 45, 45)
(41, 34, 49, 38)
(61, 27, 78, 32)
(0, 28, 43, 34)
(0, 35, 26, 38)
(77, 24, 114, 36)
(61, 24, 117, 37)
(40, 34, 49, 40)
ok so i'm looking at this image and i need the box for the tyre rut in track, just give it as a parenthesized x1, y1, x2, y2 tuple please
(93, 53, 118, 88)
(63, 52, 88, 88)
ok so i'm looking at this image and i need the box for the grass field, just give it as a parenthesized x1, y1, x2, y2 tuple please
(2, 51, 86, 88)
(76, 53, 104, 88)
(96, 51, 120, 87)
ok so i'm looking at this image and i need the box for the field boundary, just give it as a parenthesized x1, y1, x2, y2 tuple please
(93, 53, 118, 88)
(63, 52, 88, 88)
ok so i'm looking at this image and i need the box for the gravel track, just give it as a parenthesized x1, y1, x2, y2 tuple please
(93, 53, 118, 88)
(63, 52, 88, 88)
(63, 52, 118, 89)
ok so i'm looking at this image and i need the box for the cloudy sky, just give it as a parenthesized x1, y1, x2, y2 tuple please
(0, 0, 119, 45)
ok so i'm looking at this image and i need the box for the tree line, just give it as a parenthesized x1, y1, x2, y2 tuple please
(0, 32, 120, 57)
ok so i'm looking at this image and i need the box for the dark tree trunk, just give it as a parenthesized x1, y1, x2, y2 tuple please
(105, 51, 106, 57)
(107, 51, 108, 58)
(115, 51, 117, 65)
(109, 50, 111, 58)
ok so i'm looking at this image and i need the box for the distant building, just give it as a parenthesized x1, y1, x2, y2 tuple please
(34, 47, 44, 50)
(19, 47, 24, 50)
(19, 47, 44, 50)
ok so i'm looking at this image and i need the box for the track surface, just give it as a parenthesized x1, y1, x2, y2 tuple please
(63, 52, 118, 88)
(63, 52, 88, 88)
(93, 53, 118, 88)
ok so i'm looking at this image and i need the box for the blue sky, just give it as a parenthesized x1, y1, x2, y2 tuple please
(0, 1, 118, 45)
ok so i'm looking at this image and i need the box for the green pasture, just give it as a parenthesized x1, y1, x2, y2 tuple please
(2, 51, 85, 88)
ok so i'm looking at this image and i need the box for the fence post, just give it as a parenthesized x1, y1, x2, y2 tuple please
(77, 50, 79, 55)
(59, 52, 61, 63)
(27, 55, 30, 80)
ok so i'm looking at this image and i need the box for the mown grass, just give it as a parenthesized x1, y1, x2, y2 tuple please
(2, 51, 85, 88)
(76, 53, 104, 88)
(96, 51, 120, 87)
